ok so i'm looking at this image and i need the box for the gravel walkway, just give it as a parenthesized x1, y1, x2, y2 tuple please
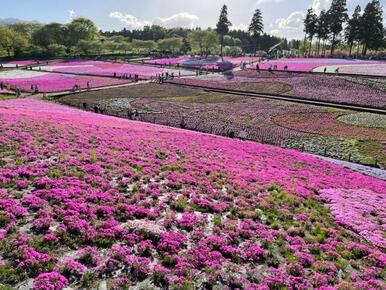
(313, 154, 386, 181)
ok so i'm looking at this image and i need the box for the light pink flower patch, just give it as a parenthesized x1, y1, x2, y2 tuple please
(249, 58, 385, 74)
(320, 188, 386, 249)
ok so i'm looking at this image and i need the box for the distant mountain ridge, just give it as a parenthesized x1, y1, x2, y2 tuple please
(0, 18, 39, 25)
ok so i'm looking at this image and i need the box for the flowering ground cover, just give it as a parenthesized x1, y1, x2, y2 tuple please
(0, 70, 131, 93)
(338, 113, 386, 129)
(313, 63, 386, 76)
(248, 58, 384, 75)
(275, 112, 386, 167)
(59, 83, 317, 145)
(147, 56, 260, 66)
(178, 71, 386, 109)
(342, 76, 386, 93)
(285, 136, 380, 167)
(0, 98, 385, 289)
(40, 60, 193, 80)
(274, 112, 386, 141)
(145, 56, 260, 71)
(61, 83, 386, 167)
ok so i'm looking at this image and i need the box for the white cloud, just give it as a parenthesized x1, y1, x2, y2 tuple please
(109, 12, 199, 30)
(153, 13, 199, 29)
(311, 0, 331, 13)
(269, 11, 305, 39)
(68, 10, 76, 21)
(109, 12, 151, 29)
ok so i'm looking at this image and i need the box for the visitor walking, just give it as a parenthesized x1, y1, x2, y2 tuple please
(238, 128, 248, 141)
(180, 117, 187, 129)
(127, 108, 133, 120)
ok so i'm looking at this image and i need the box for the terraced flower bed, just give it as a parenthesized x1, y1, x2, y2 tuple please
(285, 136, 377, 166)
(39, 60, 193, 80)
(313, 63, 386, 76)
(61, 83, 386, 165)
(338, 113, 386, 129)
(249, 58, 385, 75)
(0, 70, 131, 93)
(59, 83, 319, 145)
(276, 112, 386, 167)
(0, 98, 385, 289)
(274, 112, 386, 141)
(145, 56, 260, 71)
(174, 71, 386, 109)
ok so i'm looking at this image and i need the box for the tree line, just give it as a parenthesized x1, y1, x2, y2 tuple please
(304, 0, 385, 56)
(0, 4, 302, 59)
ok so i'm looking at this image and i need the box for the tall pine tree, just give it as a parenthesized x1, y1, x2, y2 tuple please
(216, 5, 232, 58)
(327, 0, 348, 55)
(360, 0, 384, 55)
(249, 9, 264, 52)
(345, 5, 361, 57)
(303, 8, 318, 56)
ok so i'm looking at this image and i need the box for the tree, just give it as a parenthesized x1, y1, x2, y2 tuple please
(32, 23, 65, 48)
(315, 10, 329, 56)
(303, 8, 318, 56)
(180, 37, 191, 54)
(158, 37, 182, 53)
(65, 17, 98, 47)
(116, 42, 132, 54)
(345, 5, 361, 56)
(216, 4, 231, 58)
(46, 44, 66, 57)
(223, 35, 234, 46)
(249, 8, 264, 52)
(224, 45, 242, 56)
(131, 39, 157, 52)
(360, 0, 384, 55)
(187, 30, 207, 55)
(202, 29, 219, 55)
(76, 40, 102, 55)
(0, 26, 13, 57)
(327, 0, 348, 55)
(8, 22, 37, 57)
(188, 29, 218, 56)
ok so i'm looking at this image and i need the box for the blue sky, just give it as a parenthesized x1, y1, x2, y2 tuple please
(0, 0, 384, 39)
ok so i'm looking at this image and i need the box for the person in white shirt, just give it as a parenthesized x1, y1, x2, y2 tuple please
(238, 128, 248, 140)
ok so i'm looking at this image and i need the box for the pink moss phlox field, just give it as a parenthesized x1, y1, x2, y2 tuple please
(0, 73, 131, 93)
(0, 98, 385, 289)
(174, 71, 386, 108)
(250, 58, 384, 73)
(320, 188, 386, 249)
(43, 60, 192, 79)
(145, 56, 261, 70)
